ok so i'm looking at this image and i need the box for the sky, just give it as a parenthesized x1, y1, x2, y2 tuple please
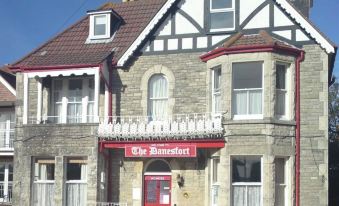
(0, 0, 338, 76)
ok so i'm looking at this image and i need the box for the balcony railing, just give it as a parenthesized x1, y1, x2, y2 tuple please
(0, 121, 14, 149)
(0, 182, 12, 203)
(28, 115, 99, 124)
(98, 113, 223, 140)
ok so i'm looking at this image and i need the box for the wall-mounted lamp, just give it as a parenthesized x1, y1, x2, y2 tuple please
(176, 174, 185, 188)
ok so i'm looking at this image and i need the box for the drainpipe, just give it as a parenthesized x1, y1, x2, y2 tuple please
(295, 51, 305, 206)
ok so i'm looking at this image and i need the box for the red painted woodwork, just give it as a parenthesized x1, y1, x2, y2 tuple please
(144, 175, 171, 206)
(125, 144, 196, 158)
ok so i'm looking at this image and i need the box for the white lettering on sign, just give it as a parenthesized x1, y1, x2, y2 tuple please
(131, 147, 147, 156)
(125, 144, 196, 157)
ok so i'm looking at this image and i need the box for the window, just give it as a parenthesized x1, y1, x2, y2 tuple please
(211, 157, 220, 206)
(232, 62, 263, 119)
(209, 0, 235, 31)
(148, 74, 168, 121)
(32, 159, 55, 206)
(212, 67, 222, 114)
(65, 158, 87, 206)
(275, 158, 289, 206)
(0, 111, 15, 148)
(0, 162, 12, 203)
(232, 156, 262, 206)
(89, 13, 111, 39)
(275, 64, 288, 119)
(51, 77, 95, 124)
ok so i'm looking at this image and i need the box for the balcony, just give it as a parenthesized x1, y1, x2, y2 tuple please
(0, 121, 14, 150)
(98, 113, 223, 141)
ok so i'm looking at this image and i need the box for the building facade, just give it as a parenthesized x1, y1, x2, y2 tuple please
(9, 0, 336, 206)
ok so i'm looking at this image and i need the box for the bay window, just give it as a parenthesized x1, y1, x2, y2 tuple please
(211, 157, 220, 206)
(65, 158, 87, 206)
(209, 0, 235, 31)
(148, 74, 168, 121)
(275, 64, 288, 119)
(232, 156, 262, 206)
(212, 67, 222, 114)
(51, 77, 95, 123)
(275, 158, 290, 206)
(232, 62, 263, 119)
(32, 159, 55, 206)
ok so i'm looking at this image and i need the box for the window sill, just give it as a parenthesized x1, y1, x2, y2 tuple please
(224, 118, 296, 126)
(232, 114, 263, 120)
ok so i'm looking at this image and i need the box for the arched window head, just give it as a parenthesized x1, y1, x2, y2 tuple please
(148, 74, 168, 120)
(145, 160, 171, 172)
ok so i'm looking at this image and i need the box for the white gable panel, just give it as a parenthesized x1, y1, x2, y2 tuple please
(175, 12, 199, 34)
(158, 18, 172, 36)
(240, 0, 265, 24)
(197, 37, 208, 48)
(296, 29, 310, 41)
(274, 5, 294, 27)
(275, 0, 335, 53)
(212, 35, 230, 46)
(180, 0, 204, 28)
(273, 30, 292, 40)
(154, 40, 164, 51)
(168, 39, 179, 50)
(244, 5, 270, 29)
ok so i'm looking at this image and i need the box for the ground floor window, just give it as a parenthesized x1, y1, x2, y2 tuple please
(32, 158, 55, 206)
(275, 158, 290, 206)
(211, 156, 220, 206)
(0, 161, 12, 203)
(232, 156, 262, 206)
(66, 158, 87, 206)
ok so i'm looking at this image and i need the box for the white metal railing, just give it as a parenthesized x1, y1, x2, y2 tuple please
(98, 113, 224, 140)
(0, 182, 12, 203)
(28, 115, 99, 124)
(0, 121, 14, 149)
(97, 203, 127, 206)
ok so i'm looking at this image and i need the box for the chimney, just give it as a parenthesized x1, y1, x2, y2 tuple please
(122, 0, 136, 2)
(288, 0, 313, 18)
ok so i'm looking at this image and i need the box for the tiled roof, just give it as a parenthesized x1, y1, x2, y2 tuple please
(13, 0, 166, 68)
(223, 30, 295, 49)
(0, 81, 15, 103)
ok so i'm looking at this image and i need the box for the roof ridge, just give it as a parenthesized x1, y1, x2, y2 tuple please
(259, 30, 275, 45)
(223, 32, 243, 48)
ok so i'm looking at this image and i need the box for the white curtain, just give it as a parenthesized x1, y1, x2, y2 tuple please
(214, 93, 221, 113)
(233, 185, 261, 206)
(33, 183, 54, 206)
(67, 103, 82, 123)
(40, 164, 47, 180)
(249, 90, 262, 114)
(66, 183, 87, 206)
(234, 91, 247, 115)
(148, 75, 168, 120)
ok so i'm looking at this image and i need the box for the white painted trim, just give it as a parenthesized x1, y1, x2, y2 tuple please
(37, 78, 42, 124)
(89, 13, 111, 40)
(117, 0, 178, 67)
(0, 152, 14, 156)
(275, 0, 335, 53)
(26, 67, 98, 78)
(0, 75, 16, 96)
(144, 172, 172, 176)
(94, 69, 100, 122)
(23, 73, 28, 125)
(104, 85, 109, 118)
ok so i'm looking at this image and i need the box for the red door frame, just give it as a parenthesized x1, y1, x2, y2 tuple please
(144, 175, 171, 206)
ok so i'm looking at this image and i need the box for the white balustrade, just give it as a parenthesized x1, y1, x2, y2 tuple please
(97, 113, 223, 140)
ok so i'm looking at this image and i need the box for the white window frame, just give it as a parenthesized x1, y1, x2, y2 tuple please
(0, 162, 12, 203)
(275, 157, 291, 206)
(209, 0, 235, 32)
(231, 156, 263, 206)
(210, 156, 220, 206)
(232, 62, 264, 120)
(51, 77, 95, 124)
(211, 67, 222, 115)
(89, 13, 111, 39)
(275, 62, 290, 120)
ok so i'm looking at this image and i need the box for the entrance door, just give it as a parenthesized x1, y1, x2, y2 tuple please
(144, 175, 171, 206)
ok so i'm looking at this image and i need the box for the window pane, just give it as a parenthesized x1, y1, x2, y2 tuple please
(146, 180, 157, 203)
(247, 185, 261, 206)
(67, 163, 87, 181)
(211, 0, 233, 9)
(232, 156, 261, 182)
(94, 15, 107, 36)
(213, 67, 221, 90)
(249, 90, 262, 114)
(233, 62, 262, 89)
(0, 164, 5, 182)
(212, 158, 220, 183)
(210, 12, 234, 30)
(148, 75, 168, 119)
(160, 181, 170, 204)
(276, 65, 286, 89)
(275, 185, 285, 206)
(233, 91, 247, 115)
(233, 185, 246, 206)
(275, 158, 285, 184)
(276, 90, 286, 116)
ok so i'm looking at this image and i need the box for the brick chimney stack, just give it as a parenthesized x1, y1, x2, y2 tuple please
(122, 0, 136, 2)
(288, 0, 313, 18)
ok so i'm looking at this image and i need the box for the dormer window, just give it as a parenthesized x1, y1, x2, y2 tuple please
(88, 11, 112, 40)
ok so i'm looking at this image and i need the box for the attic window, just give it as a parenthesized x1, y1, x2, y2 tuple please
(88, 11, 112, 40)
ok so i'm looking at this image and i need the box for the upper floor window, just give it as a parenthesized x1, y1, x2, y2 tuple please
(212, 67, 222, 114)
(148, 74, 168, 121)
(275, 63, 289, 119)
(232, 62, 263, 119)
(89, 12, 111, 39)
(209, 0, 235, 31)
(51, 77, 95, 124)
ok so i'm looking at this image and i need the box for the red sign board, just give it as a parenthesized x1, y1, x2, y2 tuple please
(125, 143, 196, 157)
